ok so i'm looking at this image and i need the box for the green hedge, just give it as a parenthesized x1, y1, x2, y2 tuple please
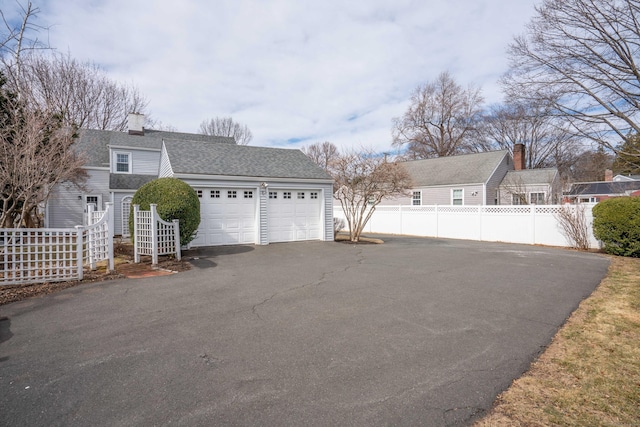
(592, 197, 640, 257)
(129, 178, 200, 246)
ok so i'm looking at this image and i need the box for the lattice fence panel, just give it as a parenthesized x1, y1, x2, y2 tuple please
(1, 229, 81, 285)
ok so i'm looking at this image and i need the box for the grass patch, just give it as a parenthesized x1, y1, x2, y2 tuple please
(475, 256, 640, 426)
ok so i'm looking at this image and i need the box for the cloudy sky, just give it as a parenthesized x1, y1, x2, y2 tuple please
(9, 0, 540, 152)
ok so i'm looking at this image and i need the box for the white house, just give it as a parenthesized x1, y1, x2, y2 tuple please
(46, 114, 334, 246)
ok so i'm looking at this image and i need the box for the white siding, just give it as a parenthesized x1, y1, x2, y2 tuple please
(48, 169, 110, 227)
(485, 154, 511, 205)
(131, 150, 161, 175)
(159, 143, 174, 178)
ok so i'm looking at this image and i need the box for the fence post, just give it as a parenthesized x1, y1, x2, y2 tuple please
(531, 205, 536, 245)
(173, 219, 181, 260)
(133, 204, 140, 263)
(74, 226, 84, 281)
(150, 204, 159, 266)
(105, 202, 114, 272)
(435, 205, 439, 238)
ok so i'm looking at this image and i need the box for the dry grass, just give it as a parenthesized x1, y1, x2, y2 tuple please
(476, 256, 640, 426)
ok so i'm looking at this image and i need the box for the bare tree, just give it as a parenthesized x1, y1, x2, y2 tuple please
(482, 99, 582, 170)
(502, 0, 640, 162)
(392, 71, 486, 159)
(7, 52, 149, 131)
(301, 141, 339, 172)
(333, 148, 412, 242)
(0, 80, 86, 227)
(555, 204, 591, 250)
(1, 1, 50, 74)
(199, 116, 253, 145)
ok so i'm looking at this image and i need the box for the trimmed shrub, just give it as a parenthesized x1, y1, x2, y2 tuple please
(129, 178, 200, 246)
(592, 197, 640, 257)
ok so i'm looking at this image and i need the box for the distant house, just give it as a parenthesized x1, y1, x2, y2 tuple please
(46, 113, 334, 246)
(498, 168, 562, 205)
(386, 143, 560, 206)
(564, 180, 640, 203)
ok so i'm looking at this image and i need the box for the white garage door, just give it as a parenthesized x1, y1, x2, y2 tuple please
(194, 188, 257, 246)
(268, 190, 322, 243)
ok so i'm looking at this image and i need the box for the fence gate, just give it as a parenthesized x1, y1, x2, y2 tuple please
(133, 204, 181, 265)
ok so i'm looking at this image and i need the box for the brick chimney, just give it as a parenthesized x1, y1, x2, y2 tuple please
(513, 143, 525, 171)
(127, 113, 145, 136)
(604, 169, 613, 182)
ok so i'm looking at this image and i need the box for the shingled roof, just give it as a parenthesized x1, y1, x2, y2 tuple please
(75, 128, 331, 181)
(162, 139, 331, 180)
(401, 150, 509, 186)
(501, 168, 558, 186)
(75, 128, 235, 168)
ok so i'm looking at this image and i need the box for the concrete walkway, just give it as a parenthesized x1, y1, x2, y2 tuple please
(0, 236, 610, 426)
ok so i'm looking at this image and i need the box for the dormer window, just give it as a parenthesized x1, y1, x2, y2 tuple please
(115, 152, 131, 173)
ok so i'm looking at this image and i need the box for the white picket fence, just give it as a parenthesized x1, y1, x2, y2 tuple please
(1, 203, 115, 286)
(334, 204, 600, 249)
(133, 204, 181, 265)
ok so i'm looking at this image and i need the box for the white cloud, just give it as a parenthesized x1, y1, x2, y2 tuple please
(35, 0, 540, 152)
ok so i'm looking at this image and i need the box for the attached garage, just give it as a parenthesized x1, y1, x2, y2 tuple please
(194, 188, 257, 246)
(268, 189, 322, 243)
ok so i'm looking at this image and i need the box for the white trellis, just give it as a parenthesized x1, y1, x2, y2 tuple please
(133, 204, 181, 265)
(1, 203, 114, 286)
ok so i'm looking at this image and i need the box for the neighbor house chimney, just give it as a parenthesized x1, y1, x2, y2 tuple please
(604, 169, 613, 182)
(128, 112, 145, 136)
(513, 143, 525, 171)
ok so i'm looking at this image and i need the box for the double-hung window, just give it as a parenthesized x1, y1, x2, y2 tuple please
(452, 189, 463, 205)
(115, 152, 131, 173)
(529, 192, 545, 205)
(412, 191, 421, 206)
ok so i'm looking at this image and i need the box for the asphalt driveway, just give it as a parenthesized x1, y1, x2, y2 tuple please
(0, 236, 610, 426)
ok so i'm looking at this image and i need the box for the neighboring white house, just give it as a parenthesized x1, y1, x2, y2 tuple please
(46, 114, 334, 246)
(384, 143, 560, 206)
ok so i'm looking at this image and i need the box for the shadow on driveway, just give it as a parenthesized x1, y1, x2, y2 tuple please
(0, 237, 610, 426)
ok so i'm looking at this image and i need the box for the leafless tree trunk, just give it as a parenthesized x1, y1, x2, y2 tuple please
(302, 141, 339, 172)
(1, 1, 50, 77)
(333, 148, 412, 242)
(392, 71, 487, 159)
(199, 116, 253, 145)
(502, 0, 640, 162)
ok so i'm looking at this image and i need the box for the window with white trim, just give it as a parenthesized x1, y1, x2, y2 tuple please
(210, 190, 220, 198)
(529, 192, 545, 205)
(115, 152, 131, 173)
(512, 194, 526, 205)
(244, 190, 253, 199)
(452, 189, 463, 205)
(283, 192, 291, 199)
(412, 191, 421, 206)
(196, 190, 203, 198)
(228, 190, 237, 198)
(297, 192, 305, 199)
(269, 191, 277, 199)
(310, 192, 318, 199)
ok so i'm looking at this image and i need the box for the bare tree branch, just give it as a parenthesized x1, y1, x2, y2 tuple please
(198, 116, 253, 145)
(392, 71, 487, 159)
(502, 0, 640, 159)
(301, 141, 339, 172)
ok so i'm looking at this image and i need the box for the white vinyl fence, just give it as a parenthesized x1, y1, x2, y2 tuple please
(334, 204, 600, 249)
(133, 204, 181, 265)
(1, 203, 115, 286)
